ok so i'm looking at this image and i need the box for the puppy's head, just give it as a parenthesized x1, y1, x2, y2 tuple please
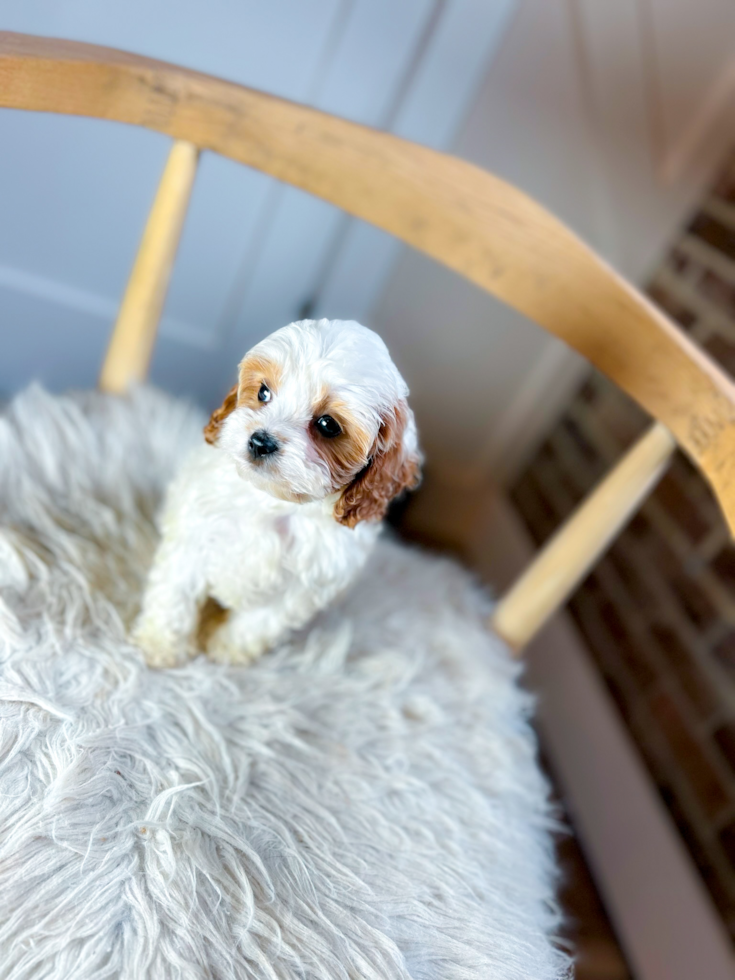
(205, 319, 421, 526)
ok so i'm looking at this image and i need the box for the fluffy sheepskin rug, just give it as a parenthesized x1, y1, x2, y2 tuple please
(0, 385, 571, 980)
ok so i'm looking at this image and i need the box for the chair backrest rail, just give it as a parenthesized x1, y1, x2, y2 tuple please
(99, 139, 199, 393)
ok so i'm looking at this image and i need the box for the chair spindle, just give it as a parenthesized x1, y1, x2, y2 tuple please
(491, 421, 676, 652)
(99, 139, 199, 393)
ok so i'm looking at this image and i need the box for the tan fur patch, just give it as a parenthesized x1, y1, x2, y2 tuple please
(203, 384, 238, 445)
(203, 355, 282, 444)
(334, 401, 421, 528)
(237, 354, 283, 410)
(310, 396, 374, 492)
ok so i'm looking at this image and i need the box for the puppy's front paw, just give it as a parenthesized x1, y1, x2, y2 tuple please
(132, 623, 190, 670)
(205, 621, 267, 667)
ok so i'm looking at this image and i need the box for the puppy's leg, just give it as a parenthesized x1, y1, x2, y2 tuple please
(206, 573, 353, 666)
(205, 607, 287, 666)
(133, 540, 207, 668)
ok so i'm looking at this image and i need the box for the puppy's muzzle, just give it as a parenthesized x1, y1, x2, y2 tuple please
(249, 429, 280, 460)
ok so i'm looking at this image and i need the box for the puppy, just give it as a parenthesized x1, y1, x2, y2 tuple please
(133, 319, 421, 667)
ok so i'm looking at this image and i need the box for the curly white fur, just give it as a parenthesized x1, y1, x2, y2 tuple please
(0, 385, 572, 980)
(134, 320, 420, 667)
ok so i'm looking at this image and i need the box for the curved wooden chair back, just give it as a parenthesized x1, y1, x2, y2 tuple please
(2, 32, 733, 652)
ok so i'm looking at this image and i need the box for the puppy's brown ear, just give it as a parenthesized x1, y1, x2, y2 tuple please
(204, 384, 238, 445)
(335, 401, 421, 528)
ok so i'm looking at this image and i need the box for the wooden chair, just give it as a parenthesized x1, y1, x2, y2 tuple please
(2, 31, 734, 656)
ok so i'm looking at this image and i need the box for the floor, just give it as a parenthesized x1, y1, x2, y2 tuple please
(556, 818, 632, 980)
(538, 746, 632, 980)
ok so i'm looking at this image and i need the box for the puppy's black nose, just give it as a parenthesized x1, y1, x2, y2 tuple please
(249, 429, 280, 459)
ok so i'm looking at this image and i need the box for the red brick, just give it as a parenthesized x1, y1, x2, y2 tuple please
(700, 864, 735, 925)
(562, 418, 601, 467)
(558, 471, 585, 505)
(668, 573, 719, 631)
(668, 247, 693, 275)
(627, 513, 652, 540)
(591, 393, 647, 449)
(629, 717, 671, 789)
(581, 571, 605, 597)
(689, 213, 735, 262)
(659, 784, 735, 919)
(712, 546, 735, 590)
(537, 441, 557, 466)
(719, 822, 735, 876)
(655, 471, 712, 544)
(706, 335, 735, 378)
(713, 630, 735, 672)
(672, 458, 724, 534)
(699, 270, 735, 318)
(606, 547, 658, 608)
(606, 675, 637, 726)
(598, 600, 657, 690)
(510, 478, 555, 547)
(647, 532, 681, 580)
(648, 282, 697, 330)
(650, 622, 718, 719)
(714, 724, 735, 778)
(658, 784, 702, 856)
(648, 691, 730, 820)
(567, 598, 615, 672)
(528, 467, 569, 520)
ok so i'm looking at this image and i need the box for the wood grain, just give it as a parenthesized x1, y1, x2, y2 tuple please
(491, 422, 676, 651)
(2, 32, 735, 535)
(99, 139, 199, 393)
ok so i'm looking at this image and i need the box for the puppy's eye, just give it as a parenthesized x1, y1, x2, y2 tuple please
(314, 415, 342, 438)
(258, 383, 271, 403)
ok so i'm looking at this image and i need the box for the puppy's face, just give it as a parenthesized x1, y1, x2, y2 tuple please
(205, 319, 421, 526)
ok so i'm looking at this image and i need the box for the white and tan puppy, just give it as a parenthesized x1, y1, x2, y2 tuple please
(134, 319, 421, 668)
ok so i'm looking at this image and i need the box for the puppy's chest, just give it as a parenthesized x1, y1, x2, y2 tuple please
(208, 502, 369, 596)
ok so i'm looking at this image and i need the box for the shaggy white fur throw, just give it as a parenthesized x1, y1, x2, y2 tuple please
(0, 385, 571, 980)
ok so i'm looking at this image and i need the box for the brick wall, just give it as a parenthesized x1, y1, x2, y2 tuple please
(511, 153, 735, 938)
